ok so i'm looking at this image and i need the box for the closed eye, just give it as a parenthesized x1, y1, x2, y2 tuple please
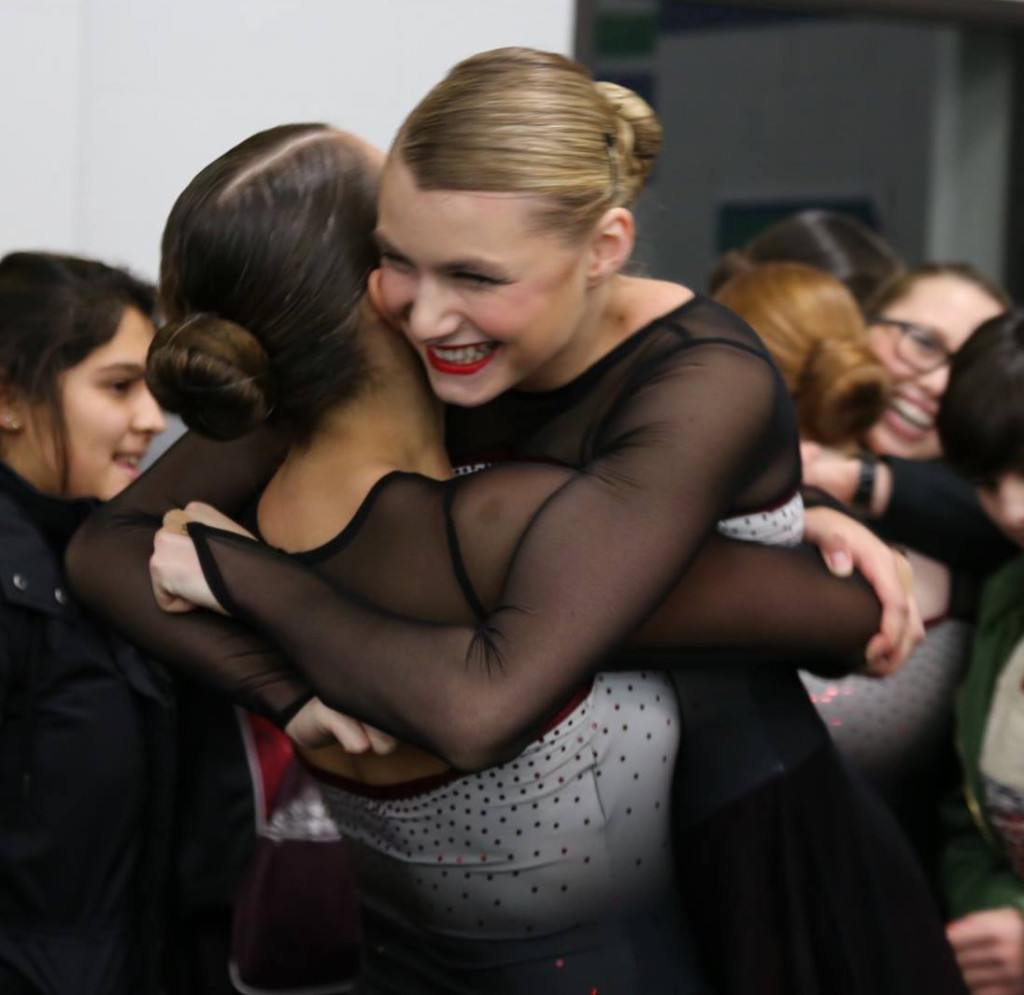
(452, 269, 506, 287)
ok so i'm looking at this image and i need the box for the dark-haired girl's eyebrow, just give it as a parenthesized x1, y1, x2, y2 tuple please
(373, 232, 405, 259)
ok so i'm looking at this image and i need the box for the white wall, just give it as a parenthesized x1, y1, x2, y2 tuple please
(0, 0, 575, 279)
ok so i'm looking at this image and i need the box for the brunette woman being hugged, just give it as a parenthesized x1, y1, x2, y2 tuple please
(70, 53, 959, 995)
(0, 254, 170, 994)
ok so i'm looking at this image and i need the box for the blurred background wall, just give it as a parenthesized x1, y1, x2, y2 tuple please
(584, 1, 1023, 296)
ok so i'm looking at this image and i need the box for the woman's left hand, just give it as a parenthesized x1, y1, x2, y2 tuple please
(803, 506, 924, 676)
(150, 502, 253, 615)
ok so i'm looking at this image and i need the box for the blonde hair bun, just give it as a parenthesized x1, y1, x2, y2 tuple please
(146, 313, 276, 440)
(594, 81, 662, 200)
(396, 47, 663, 238)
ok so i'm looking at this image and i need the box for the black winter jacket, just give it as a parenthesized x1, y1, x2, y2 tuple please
(0, 462, 175, 994)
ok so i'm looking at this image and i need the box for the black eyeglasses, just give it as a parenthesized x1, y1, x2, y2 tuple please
(868, 316, 952, 374)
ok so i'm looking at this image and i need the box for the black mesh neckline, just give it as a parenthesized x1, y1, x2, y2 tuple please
(251, 469, 412, 564)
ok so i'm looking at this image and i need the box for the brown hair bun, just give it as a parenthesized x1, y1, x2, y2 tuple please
(799, 338, 890, 446)
(594, 81, 662, 201)
(146, 313, 276, 441)
(714, 261, 890, 448)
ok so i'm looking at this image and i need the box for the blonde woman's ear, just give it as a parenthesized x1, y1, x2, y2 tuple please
(586, 207, 635, 287)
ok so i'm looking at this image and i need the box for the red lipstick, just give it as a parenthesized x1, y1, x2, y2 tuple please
(426, 346, 498, 376)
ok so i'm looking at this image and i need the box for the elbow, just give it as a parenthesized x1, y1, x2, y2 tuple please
(433, 702, 529, 773)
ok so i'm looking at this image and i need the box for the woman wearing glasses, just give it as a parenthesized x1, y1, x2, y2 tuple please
(863, 265, 1008, 464)
(799, 264, 1008, 887)
(803, 264, 1013, 575)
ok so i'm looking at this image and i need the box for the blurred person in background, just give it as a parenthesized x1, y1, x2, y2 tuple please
(0, 252, 170, 995)
(714, 214, 1015, 580)
(708, 208, 906, 311)
(714, 261, 890, 450)
(801, 263, 1013, 577)
(716, 261, 975, 884)
(936, 310, 1024, 995)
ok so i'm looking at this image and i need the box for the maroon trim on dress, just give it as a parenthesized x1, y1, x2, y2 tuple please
(302, 755, 461, 800)
(306, 679, 594, 801)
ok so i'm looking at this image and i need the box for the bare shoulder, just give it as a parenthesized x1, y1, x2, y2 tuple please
(618, 276, 695, 330)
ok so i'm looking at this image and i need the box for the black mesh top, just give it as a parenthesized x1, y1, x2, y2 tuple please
(67, 295, 879, 769)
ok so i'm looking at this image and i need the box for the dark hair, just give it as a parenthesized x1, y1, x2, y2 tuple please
(149, 124, 380, 441)
(709, 210, 905, 309)
(0, 251, 155, 491)
(938, 310, 1024, 481)
(867, 262, 1010, 316)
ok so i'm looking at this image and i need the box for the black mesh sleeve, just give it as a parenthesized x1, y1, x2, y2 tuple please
(186, 343, 874, 769)
(875, 458, 1015, 577)
(65, 429, 312, 725)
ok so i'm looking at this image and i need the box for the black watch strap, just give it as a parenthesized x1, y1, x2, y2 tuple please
(853, 454, 878, 511)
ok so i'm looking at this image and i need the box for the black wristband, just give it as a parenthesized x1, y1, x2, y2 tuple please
(853, 454, 878, 511)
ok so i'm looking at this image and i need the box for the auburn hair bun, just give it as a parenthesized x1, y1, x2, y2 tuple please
(799, 338, 890, 446)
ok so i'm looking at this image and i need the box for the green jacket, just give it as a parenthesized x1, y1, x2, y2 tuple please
(943, 554, 1024, 919)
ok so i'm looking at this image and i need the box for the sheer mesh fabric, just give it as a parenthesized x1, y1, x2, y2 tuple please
(68, 296, 879, 766)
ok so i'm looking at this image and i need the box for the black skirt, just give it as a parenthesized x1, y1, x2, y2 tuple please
(675, 737, 966, 995)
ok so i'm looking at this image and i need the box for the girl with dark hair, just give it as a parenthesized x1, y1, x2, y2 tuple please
(0, 252, 170, 994)
(708, 208, 906, 309)
(935, 311, 1024, 994)
(70, 52, 960, 994)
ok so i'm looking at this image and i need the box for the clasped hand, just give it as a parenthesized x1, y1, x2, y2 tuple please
(149, 500, 922, 757)
(150, 502, 397, 756)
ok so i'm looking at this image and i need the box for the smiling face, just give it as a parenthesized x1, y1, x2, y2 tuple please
(4, 305, 165, 499)
(373, 157, 615, 407)
(865, 273, 1005, 460)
